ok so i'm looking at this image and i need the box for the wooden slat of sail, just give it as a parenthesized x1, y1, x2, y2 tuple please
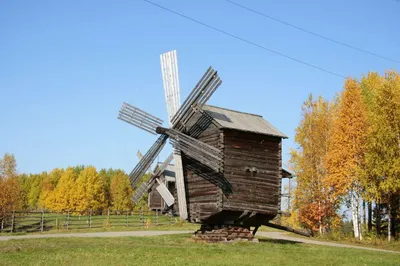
(128, 134, 168, 188)
(118, 102, 164, 135)
(167, 129, 223, 173)
(160, 50, 188, 220)
(171, 67, 221, 130)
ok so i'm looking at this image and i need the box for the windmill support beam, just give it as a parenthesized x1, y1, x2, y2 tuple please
(174, 153, 187, 219)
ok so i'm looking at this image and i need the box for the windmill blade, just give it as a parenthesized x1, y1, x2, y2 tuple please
(132, 181, 151, 204)
(118, 102, 164, 135)
(155, 180, 175, 207)
(167, 129, 223, 173)
(129, 134, 168, 188)
(171, 67, 222, 129)
(160, 50, 181, 124)
(137, 150, 153, 174)
(131, 153, 174, 204)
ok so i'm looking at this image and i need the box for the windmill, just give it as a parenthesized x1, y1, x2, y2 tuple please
(117, 51, 312, 241)
(118, 50, 222, 220)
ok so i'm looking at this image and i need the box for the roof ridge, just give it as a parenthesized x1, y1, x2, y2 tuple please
(203, 104, 263, 117)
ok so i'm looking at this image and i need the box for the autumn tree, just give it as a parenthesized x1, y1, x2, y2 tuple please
(18, 173, 31, 210)
(291, 95, 338, 233)
(39, 168, 63, 209)
(27, 173, 45, 209)
(361, 71, 400, 241)
(98, 168, 117, 208)
(0, 153, 21, 217)
(75, 167, 107, 211)
(325, 78, 368, 240)
(110, 170, 133, 210)
(44, 168, 77, 211)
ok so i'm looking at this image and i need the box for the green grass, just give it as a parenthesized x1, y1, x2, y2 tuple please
(0, 222, 199, 236)
(0, 234, 398, 266)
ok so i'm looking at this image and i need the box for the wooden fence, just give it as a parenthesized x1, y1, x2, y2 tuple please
(0, 209, 178, 233)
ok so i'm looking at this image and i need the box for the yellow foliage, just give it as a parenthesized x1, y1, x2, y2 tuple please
(110, 170, 133, 210)
(0, 177, 21, 216)
(38, 168, 63, 209)
(48, 168, 78, 211)
(75, 167, 107, 211)
(291, 95, 338, 232)
(362, 71, 400, 202)
(0, 153, 20, 216)
(325, 78, 368, 198)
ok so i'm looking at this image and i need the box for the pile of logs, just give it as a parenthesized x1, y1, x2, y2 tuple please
(193, 224, 258, 243)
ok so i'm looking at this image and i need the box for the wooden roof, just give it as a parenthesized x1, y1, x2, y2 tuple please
(202, 105, 288, 138)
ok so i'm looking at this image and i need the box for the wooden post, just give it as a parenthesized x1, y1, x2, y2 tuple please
(40, 210, 44, 232)
(10, 211, 15, 233)
(66, 211, 70, 230)
(140, 208, 143, 227)
(107, 209, 110, 227)
(156, 210, 159, 226)
(125, 211, 128, 227)
(89, 210, 92, 229)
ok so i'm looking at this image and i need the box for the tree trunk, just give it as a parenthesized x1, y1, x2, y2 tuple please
(367, 201, 372, 232)
(362, 200, 366, 225)
(318, 201, 322, 235)
(388, 203, 391, 242)
(391, 196, 398, 238)
(351, 191, 361, 240)
(375, 204, 381, 236)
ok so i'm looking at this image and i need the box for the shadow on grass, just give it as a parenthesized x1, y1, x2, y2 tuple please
(258, 238, 301, 245)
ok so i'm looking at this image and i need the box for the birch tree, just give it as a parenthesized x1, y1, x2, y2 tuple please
(325, 79, 368, 240)
(291, 95, 339, 233)
(0, 153, 20, 217)
(361, 71, 400, 241)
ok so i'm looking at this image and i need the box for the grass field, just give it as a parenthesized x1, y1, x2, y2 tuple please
(1, 234, 399, 266)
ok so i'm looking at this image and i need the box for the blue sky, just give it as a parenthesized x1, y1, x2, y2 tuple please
(1, 0, 399, 175)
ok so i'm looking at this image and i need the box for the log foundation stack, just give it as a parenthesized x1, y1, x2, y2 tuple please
(193, 225, 258, 243)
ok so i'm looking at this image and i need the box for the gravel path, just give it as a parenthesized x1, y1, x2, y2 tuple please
(257, 232, 400, 254)
(1, 230, 398, 254)
(0, 231, 191, 241)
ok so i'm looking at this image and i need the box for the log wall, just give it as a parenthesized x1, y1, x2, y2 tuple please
(222, 129, 282, 216)
(183, 122, 222, 222)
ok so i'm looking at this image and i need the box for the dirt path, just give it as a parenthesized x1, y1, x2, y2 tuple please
(0, 231, 191, 241)
(257, 232, 400, 254)
(1, 230, 398, 254)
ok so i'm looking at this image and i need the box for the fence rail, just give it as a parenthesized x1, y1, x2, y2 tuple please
(0, 209, 178, 233)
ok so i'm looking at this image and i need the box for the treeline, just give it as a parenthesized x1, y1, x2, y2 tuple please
(0, 153, 149, 216)
(289, 71, 400, 241)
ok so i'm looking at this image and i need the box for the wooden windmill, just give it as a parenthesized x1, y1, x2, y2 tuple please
(118, 51, 303, 241)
